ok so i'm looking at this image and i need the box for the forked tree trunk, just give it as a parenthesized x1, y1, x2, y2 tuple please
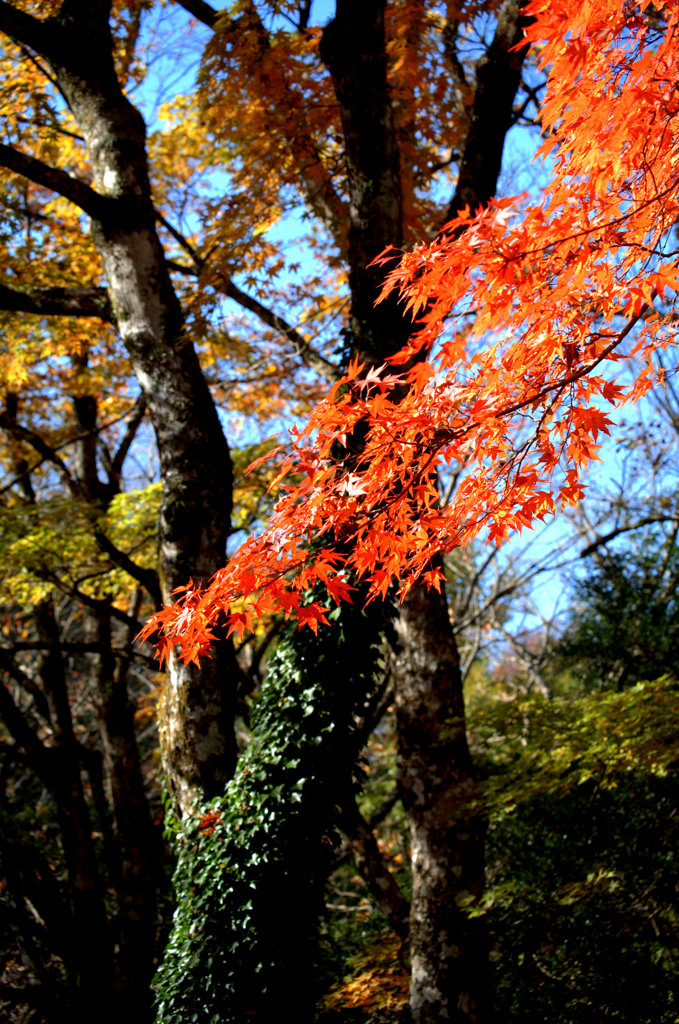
(321, 2, 529, 1020)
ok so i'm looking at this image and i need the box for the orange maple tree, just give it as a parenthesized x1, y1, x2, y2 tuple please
(140, 0, 679, 664)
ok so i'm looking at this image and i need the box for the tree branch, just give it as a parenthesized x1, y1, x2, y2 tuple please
(109, 395, 147, 481)
(162, 217, 340, 383)
(33, 570, 144, 633)
(0, 279, 112, 320)
(339, 797, 410, 939)
(0, 648, 50, 724)
(579, 515, 679, 558)
(1, 408, 161, 604)
(214, 270, 341, 383)
(92, 529, 162, 609)
(442, 19, 473, 114)
(444, 0, 532, 223)
(0, 674, 47, 769)
(171, 0, 220, 29)
(156, 212, 201, 266)
(0, 411, 79, 497)
(0, 2, 65, 64)
(166, 258, 198, 277)
(0, 142, 109, 218)
(2, 641, 155, 664)
(0, 406, 145, 500)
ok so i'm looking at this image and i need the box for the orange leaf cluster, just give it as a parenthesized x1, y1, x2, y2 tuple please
(139, 0, 679, 662)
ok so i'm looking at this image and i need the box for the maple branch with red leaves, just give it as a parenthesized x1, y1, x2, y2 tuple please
(138, 0, 679, 665)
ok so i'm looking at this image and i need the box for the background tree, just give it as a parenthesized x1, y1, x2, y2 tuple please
(0, 382, 164, 1020)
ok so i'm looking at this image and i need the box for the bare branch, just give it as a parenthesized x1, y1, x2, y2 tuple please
(163, 228, 341, 382)
(297, 0, 312, 31)
(442, 19, 472, 113)
(0, 674, 47, 767)
(2, 640, 155, 664)
(0, 411, 79, 497)
(0, 648, 50, 723)
(92, 529, 162, 609)
(579, 514, 679, 558)
(32, 569, 144, 634)
(109, 395, 147, 480)
(166, 258, 198, 277)
(156, 212, 201, 266)
(0, 405, 146, 500)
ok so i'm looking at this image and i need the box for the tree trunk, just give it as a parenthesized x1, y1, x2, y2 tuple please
(394, 582, 488, 1023)
(27, 0, 240, 815)
(32, 601, 114, 1018)
(319, 0, 412, 365)
(88, 608, 161, 1016)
